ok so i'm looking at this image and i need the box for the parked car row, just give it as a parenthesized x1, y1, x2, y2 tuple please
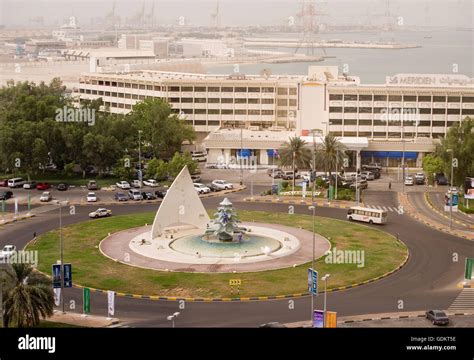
(405, 173, 426, 186)
(114, 189, 168, 202)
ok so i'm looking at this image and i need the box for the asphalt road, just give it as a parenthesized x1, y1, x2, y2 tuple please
(0, 187, 471, 327)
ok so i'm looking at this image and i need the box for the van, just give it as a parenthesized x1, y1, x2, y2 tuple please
(7, 177, 25, 188)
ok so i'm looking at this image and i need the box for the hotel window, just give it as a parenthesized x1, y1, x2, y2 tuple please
(289, 99, 297, 106)
(330, 119, 342, 125)
(359, 95, 372, 101)
(344, 94, 358, 101)
(433, 96, 446, 102)
(235, 110, 246, 115)
(170, 86, 180, 92)
(329, 107, 342, 113)
(432, 121, 446, 126)
(139, 84, 146, 90)
(79, 88, 85, 93)
(248, 87, 260, 93)
(195, 120, 206, 125)
(248, 99, 260, 104)
(374, 95, 387, 101)
(98, 81, 104, 85)
(222, 87, 233, 92)
(132, 83, 138, 89)
(181, 98, 193, 103)
(358, 132, 372, 137)
(132, 94, 139, 100)
(278, 99, 288, 106)
(124, 83, 131, 88)
(181, 86, 193, 92)
(373, 132, 386, 138)
(262, 99, 274, 104)
(208, 86, 220, 92)
(235, 87, 247, 92)
(277, 88, 288, 95)
(222, 98, 233, 103)
(195, 109, 206, 114)
(208, 109, 220, 114)
(262, 87, 275, 93)
(111, 82, 117, 86)
(403, 95, 416, 102)
(105, 81, 111, 86)
(447, 109, 461, 114)
(117, 82, 124, 87)
(118, 93, 124, 98)
(249, 110, 260, 115)
(344, 107, 357, 113)
(277, 110, 288, 117)
(222, 109, 233, 115)
(359, 107, 373, 113)
(289, 88, 297, 96)
(462, 97, 474, 103)
(146, 85, 153, 90)
(139, 95, 145, 100)
(418, 95, 431, 102)
(330, 94, 343, 100)
(462, 109, 474, 115)
(194, 98, 206, 103)
(194, 86, 206, 92)
(344, 119, 357, 125)
(154, 86, 161, 91)
(124, 93, 131, 99)
(418, 120, 430, 126)
(332, 132, 343, 137)
(209, 120, 220, 125)
(169, 98, 179, 103)
(373, 107, 386, 113)
(419, 108, 431, 114)
(98, 91, 104, 95)
(388, 95, 402, 101)
(104, 91, 110, 96)
(448, 96, 461, 102)
(111, 92, 117, 97)
(359, 120, 372, 125)
(208, 98, 220, 103)
(124, 104, 132, 109)
(344, 132, 357, 137)
(182, 109, 193, 114)
(373, 120, 386, 126)
(235, 98, 247, 104)
(433, 109, 446, 114)
(262, 110, 274, 115)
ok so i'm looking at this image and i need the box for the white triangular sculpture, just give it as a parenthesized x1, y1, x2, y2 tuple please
(150, 166, 210, 239)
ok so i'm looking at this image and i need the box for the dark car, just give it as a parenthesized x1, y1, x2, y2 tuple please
(155, 189, 168, 198)
(114, 192, 128, 201)
(372, 169, 381, 179)
(191, 175, 201, 183)
(0, 179, 8, 187)
(37, 182, 51, 190)
(57, 183, 69, 191)
(206, 183, 221, 192)
(0, 191, 13, 200)
(437, 176, 448, 186)
(141, 191, 157, 200)
(425, 310, 449, 326)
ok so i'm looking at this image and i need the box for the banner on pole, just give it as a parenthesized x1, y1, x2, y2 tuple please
(83, 288, 90, 314)
(53, 288, 61, 307)
(107, 290, 115, 317)
(465, 258, 474, 280)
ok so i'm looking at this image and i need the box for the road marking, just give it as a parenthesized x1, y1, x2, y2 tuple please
(448, 288, 474, 311)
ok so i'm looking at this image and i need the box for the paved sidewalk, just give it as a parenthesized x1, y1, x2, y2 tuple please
(398, 193, 474, 240)
(46, 310, 119, 328)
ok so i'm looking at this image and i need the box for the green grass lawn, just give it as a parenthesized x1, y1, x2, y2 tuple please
(27, 211, 407, 298)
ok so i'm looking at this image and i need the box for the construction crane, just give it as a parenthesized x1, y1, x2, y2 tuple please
(294, 0, 326, 56)
(146, 1, 157, 28)
(210, 0, 221, 28)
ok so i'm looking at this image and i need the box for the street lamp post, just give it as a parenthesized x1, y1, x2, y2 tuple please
(447, 149, 454, 229)
(335, 150, 338, 200)
(58, 200, 68, 314)
(308, 205, 316, 322)
(401, 121, 405, 194)
(138, 130, 142, 201)
(321, 274, 330, 328)
(167, 311, 180, 328)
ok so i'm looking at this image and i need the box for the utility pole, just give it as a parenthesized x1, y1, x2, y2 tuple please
(59, 202, 65, 314)
(309, 205, 316, 323)
(240, 127, 243, 186)
(447, 149, 454, 229)
(138, 130, 142, 201)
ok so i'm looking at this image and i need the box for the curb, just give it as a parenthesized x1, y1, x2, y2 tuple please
(0, 213, 36, 226)
(244, 197, 354, 210)
(341, 311, 474, 324)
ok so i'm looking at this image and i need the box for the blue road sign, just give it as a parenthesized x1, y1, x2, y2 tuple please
(52, 264, 61, 288)
(308, 268, 318, 295)
(63, 263, 72, 288)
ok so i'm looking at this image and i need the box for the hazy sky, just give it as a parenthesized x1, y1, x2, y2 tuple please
(0, 0, 472, 28)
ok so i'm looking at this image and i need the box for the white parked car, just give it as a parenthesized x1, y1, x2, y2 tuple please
(404, 176, 414, 186)
(131, 180, 142, 188)
(40, 191, 52, 202)
(86, 192, 97, 202)
(116, 181, 131, 189)
(88, 208, 112, 218)
(194, 183, 211, 194)
(128, 189, 143, 200)
(143, 179, 158, 187)
(211, 180, 233, 190)
(0, 245, 17, 261)
(361, 171, 375, 181)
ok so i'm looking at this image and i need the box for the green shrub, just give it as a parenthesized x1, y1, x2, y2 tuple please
(281, 181, 289, 189)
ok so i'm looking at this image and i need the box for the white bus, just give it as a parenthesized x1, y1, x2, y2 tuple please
(347, 206, 387, 225)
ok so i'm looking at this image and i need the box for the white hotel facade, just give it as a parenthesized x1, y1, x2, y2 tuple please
(73, 66, 474, 169)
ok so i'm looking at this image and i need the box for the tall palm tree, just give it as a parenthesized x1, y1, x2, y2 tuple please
(278, 136, 312, 191)
(2, 263, 54, 328)
(316, 134, 347, 190)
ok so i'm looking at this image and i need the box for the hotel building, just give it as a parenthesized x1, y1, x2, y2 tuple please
(73, 66, 474, 168)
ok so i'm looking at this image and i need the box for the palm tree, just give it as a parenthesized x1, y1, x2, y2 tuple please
(278, 136, 312, 191)
(316, 134, 347, 191)
(2, 263, 54, 328)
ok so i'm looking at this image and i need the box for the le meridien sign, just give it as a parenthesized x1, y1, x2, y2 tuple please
(386, 74, 474, 87)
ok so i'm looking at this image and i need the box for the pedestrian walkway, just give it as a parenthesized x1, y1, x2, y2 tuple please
(448, 288, 474, 311)
(364, 204, 402, 213)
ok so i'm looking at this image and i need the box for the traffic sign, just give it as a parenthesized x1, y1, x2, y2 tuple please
(63, 264, 72, 288)
(308, 268, 318, 295)
(229, 279, 241, 286)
